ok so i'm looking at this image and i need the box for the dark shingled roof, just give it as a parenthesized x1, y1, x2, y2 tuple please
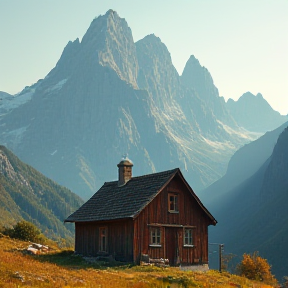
(65, 168, 217, 225)
(65, 168, 179, 222)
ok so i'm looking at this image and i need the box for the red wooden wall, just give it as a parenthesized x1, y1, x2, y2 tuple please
(133, 174, 212, 265)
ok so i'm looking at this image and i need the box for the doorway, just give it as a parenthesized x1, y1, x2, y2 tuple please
(165, 227, 182, 266)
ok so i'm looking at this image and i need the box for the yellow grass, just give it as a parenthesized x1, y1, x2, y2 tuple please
(0, 235, 278, 288)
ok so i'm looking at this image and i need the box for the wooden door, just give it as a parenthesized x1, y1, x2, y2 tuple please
(165, 227, 182, 266)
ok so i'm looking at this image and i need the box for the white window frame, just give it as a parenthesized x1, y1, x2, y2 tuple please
(168, 193, 179, 213)
(184, 228, 193, 247)
(149, 227, 161, 247)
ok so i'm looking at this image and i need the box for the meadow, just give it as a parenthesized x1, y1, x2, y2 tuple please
(0, 234, 277, 288)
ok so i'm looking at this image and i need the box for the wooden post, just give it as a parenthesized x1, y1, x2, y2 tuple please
(219, 244, 224, 272)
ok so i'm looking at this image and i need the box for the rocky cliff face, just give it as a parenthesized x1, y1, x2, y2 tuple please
(226, 92, 288, 132)
(0, 10, 254, 199)
(81, 10, 139, 88)
(181, 55, 236, 127)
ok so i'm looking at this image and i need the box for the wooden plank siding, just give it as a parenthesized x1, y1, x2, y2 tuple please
(75, 220, 134, 261)
(69, 168, 216, 267)
(133, 174, 211, 265)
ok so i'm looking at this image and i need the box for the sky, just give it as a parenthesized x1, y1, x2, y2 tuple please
(0, 0, 287, 115)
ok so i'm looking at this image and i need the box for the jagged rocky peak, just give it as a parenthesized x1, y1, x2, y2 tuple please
(181, 55, 216, 95)
(54, 38, 81, 71)
(181, 55, 236, 126)
(136, 34, 180, 93)
(226, 92, 288, 132)
(80, 9, 139, 88)
(136, 34, 174, 64)
(227, 91, 277, 112)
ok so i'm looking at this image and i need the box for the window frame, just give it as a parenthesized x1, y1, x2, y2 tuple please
(168, 193, 179, 213)
(99, 226, 108, 252)
(149, 227, 162, 247)
(183, 228, 194, 247)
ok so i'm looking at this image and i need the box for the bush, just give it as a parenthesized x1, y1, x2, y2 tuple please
(237, 252, 277, 284)
(3, 221, 41, 242)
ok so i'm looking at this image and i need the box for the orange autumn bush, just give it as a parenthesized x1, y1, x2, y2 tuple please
(238, 252, 277, 284)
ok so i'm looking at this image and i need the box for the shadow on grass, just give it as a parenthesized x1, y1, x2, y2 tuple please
(34, 249, 134, 270)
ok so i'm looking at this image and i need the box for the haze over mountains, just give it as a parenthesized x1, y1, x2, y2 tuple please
(0, 9, 286, 202)
(201, 121, 288, 280)
(227, 92, 287, 133)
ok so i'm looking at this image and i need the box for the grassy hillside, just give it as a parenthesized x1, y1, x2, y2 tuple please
(0, 145, 83, 244)
(0, 235, 278, 288)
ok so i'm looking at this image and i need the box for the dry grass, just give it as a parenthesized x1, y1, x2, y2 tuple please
(0, 235, 278, 288)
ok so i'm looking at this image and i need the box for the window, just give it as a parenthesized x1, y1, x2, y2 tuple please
(150, 227, 161, 246)
(168, 193, 178, 212)
(184, 228, 193, 246)
(99, 227, 108, 252)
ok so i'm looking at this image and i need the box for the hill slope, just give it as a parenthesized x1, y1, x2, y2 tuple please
(0, 236, 277, 287)
(0, 145, 83, 242)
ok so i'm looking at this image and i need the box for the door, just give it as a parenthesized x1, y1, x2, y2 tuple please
(165, 227, 182, 266)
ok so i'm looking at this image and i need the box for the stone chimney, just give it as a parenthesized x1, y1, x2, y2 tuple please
(117, 157, 133, 186)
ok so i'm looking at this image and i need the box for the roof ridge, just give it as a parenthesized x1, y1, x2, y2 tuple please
(104, 168, 179, 185)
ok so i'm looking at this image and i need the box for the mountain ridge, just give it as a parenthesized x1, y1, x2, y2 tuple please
(226, 92, 287, 132)
(0, 10, 262, 199)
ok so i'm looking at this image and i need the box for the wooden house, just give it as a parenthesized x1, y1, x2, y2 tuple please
(65, 158, 217, 266)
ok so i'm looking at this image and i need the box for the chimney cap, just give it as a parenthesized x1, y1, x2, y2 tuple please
(117, 155, 133, 167)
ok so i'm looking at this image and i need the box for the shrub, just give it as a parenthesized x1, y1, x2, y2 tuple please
(237, 252, 277, 284)
(8, 221, 41, 242)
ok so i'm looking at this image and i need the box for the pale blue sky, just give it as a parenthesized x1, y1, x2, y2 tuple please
(0, 0, 287, 114)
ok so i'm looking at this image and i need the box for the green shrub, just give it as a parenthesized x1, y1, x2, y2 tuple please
(3, 221, 41, 242)
(12, 221, 41, 242)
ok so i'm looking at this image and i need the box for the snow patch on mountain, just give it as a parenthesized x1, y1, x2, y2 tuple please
(0, 89, 34, 115)
(3, 126, 29, 148)
(45, 79, 67, 94)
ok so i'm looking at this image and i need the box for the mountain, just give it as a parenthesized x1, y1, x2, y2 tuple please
(0, 10, 254, 199)
(181, 55, 236, 129)
(226, 92, 288, 132)
(0, 145, 83, 243)
(200, 121, 288, 206)
(202, 123, 288, 280)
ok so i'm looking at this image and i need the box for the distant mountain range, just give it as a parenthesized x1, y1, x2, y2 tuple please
(201, 121, 288, 280)
(227, 92, 287, 132)
(0, 145, 83, 243)
(0, 10, 286, 201)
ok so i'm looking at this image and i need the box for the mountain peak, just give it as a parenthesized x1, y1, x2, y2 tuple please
(181, 55, 213, 90)
(186, 55, 201, 67)
(105, 9, 116, 16)
(226, 92, 288, 132)
(80, 10, 139, 88)
(137, 34, 170, 56)
(256, 92, 263, 99)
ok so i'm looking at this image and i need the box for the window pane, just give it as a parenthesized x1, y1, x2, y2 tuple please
(168, 194, 178, 212)
(184, 229, 192, 245)
(150, 228, 161, 245)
